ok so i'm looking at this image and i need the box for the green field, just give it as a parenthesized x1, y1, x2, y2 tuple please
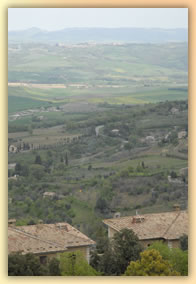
(8, 94, 52, 114)
(8, 42, 188, 240)
(8, 85, 188, 115)
(8, 42, 188, 116)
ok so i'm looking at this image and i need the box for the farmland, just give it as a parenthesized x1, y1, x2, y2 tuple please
(8, 42, 188, 241)
(8, 42, 187, 101)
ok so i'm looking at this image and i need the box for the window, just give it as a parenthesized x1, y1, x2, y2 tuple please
(40, 255, 47, 264)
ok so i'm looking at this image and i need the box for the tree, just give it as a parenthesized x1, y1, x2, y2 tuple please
(124, 249, 180, 276)
(65, 152, 69, 166)
(95, 197, 108, 213)
(48, 258, 61, 276)
(91, 228, 143, 276)
(8, 169, 13, 177)
(30, 164, 45, 180)
(35, 154, 42, 165)
(47, 150, 53, 158)
(148, 241, 171, 260)
(170, 171, 177, 179)
(180, 234, 188, 251)
(15, 162, 22, 175)
(93, 225, 109, 254)
(8, 253, 49, 276)
(97, 244, 117, 276)
(88, 164, 92, 171)
(148, 241, 188, 276)
(112, 228, 143, 275)
(124, 142, 133, 151)
(170, 248, 188, 276)
(59, 251, 99, 276)
(15, 162, 29, 176)
(90, 230, 115, 275)
(90, 250, 101, 272)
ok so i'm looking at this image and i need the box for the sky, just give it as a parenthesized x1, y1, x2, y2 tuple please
(8, 8, 188, 31)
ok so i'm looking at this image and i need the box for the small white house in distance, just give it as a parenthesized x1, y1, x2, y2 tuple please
(8, 174, 19, 180)
(8, 163, 16, 170)
(178, 131, 187, 139)
(111, 129, 119, 135)
(170, 107, 179, 114)
(145, 136, 155, 144)
(43, 192, 56, 199)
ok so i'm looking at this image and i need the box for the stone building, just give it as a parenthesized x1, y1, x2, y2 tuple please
(8, 220, 95, 264)
(178, 131, 187, 139)
(43, 192, 56, 199)
(103, 210, 188, 249)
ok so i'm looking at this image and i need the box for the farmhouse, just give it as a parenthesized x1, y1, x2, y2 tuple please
(168, 175, 183, 184)
(111, 129, 119, 134)
(8, 163, 16, 170)
(179, 167, 188, 177)
(178, 131, 187, 139)
(43, 192, 56, 199)
(145, 135, 155, 144)
(103, 209, 188, 249)
(8, 220, 95, 264)
(8, 174, 19, 181)
(170, 107, 179, 114)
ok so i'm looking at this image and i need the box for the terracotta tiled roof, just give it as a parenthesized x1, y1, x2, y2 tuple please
(8, 226, 66, 255)
(103, 210, 188, 241)
(8, 222, 95, 255)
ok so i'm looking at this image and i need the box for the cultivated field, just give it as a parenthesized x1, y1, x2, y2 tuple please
(8, 42, 188, 239)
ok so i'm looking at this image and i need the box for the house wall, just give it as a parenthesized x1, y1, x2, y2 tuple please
(37, 252, 61, 264)
(38, 246, 91, 264)
(167, 239, 180, 249)
(108, 227, 116, 238)
(66, 246, 90, 263)
(141, 239, 164, 248)
(143, 239, 180, 249)
(107, 227, 180, 249)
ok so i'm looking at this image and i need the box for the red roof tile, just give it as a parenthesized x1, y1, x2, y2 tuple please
(8, 222, 95, 255)
(103, 210, 188, 241)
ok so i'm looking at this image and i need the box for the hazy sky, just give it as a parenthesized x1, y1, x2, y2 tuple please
(8, 8, 188, 31)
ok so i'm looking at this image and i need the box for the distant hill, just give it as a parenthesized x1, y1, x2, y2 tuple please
(8, 27, 188, 44)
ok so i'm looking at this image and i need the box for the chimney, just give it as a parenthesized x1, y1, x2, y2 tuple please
(173, 204, 180, 211)
(132, 216, 145, 224)
(132, 217, 136, 224)
(56, 223, 68, 231)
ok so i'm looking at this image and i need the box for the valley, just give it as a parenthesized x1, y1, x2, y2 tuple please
(8, 41, 188, 241)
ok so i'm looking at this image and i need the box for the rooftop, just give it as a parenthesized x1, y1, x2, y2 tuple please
(8, 222, 95, 255)
(103, 210, 188, 241)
